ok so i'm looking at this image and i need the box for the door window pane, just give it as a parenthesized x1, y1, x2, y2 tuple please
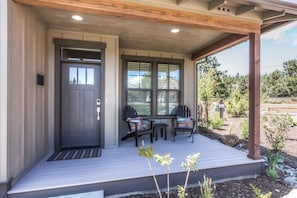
(78, 68, 86, 84)
(87, 68, 94, 85)
(69, 67, 77, 84)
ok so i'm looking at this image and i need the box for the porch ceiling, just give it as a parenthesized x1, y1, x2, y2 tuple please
(14, 0, 297, 60)
(31, 7, 228, 56)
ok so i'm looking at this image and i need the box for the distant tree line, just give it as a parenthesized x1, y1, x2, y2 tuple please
(197, 57, 297, 119)
(198, 57, 297, 100)
(262, 59, 297, 97)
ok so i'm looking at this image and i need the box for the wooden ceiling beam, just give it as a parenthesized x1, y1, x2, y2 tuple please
(13, 0, 260, 35)
(191, 34, 249, 60)
(236, 5, 257, 16)
(209, 0, 227, 11)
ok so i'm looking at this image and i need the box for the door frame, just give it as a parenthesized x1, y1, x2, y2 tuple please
(54, 38, 106, 151)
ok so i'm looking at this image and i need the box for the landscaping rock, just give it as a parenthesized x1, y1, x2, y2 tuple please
(284, 176, 297, 187)
(219, 134, 239, 147)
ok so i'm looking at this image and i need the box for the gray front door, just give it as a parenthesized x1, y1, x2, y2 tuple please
(61, 62, 101, 148)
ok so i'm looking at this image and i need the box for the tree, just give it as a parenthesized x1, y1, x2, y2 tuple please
(261, 59, 297, 98)
(225, 89, 248, 117)
(198, 56, 232, 99)
(237, 75, 249, 96)
(198, 68, 216, 121)
(283, 59, 297, 97)
(262, 70, 290, 97)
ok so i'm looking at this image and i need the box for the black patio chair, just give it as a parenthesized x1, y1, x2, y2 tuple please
(121, 105, 154, 147)
(172, 105, 196, 143)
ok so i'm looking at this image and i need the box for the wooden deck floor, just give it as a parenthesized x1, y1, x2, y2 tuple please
(7, 134, 264, 198)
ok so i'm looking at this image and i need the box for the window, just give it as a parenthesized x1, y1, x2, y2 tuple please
(127, 62, 152, 115)
(157, 64, 180, 115)
(123, 57, 183, 117)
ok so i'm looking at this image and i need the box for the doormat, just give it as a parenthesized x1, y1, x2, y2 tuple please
(47, 147, 101, 161)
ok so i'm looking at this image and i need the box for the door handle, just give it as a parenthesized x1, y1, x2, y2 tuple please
(96, 98, 101, 121)
(97, 107, 100, 120)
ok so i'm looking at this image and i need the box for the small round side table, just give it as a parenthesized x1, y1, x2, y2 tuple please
(153, 123, 168, 140)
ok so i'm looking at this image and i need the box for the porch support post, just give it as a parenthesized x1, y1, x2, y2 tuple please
(0, 0, 8, 197)
(248, 32, 261, 160)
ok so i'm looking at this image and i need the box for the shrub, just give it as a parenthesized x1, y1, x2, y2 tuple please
(199, 175, 216, 198)
(198, 118, 211, 132)
(225, 90, 248, 117)
(265, 152, 282, 179)
(239, 117, 249, 140)
(250, 184, 272, 198)
(211, 114, 224, 129)
(266, 168, 278, 180)
(263, 114, 294, 152)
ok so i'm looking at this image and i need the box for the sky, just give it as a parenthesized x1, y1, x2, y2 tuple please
(214, 2, 297, 76)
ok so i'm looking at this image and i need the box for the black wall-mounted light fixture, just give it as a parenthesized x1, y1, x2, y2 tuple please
(37, 74, 44, 86)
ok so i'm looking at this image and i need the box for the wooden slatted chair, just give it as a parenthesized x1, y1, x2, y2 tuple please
(121, 105, 154, 147)
(172, 105, 196, 143)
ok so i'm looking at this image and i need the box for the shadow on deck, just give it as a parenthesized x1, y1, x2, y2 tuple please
(7, 134, 264, 198)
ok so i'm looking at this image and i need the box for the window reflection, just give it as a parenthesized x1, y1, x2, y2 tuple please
(69, 67, 77, 84)
(127, 62, 151, 89)
(69, 67, 95, 85)
(87, 68, 94, 85)
(78, 68, 86, 84)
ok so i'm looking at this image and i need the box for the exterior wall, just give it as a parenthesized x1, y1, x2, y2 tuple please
(7, 0, 47, 184)
(0, 0, 8, 196)
(47, 30, 120, 149)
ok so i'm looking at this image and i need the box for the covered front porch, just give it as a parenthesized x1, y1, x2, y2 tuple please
(3, 0, 297, 197)
(8, 135, 263, 198)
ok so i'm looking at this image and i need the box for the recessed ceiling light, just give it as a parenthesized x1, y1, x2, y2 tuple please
(72, 15, 83, 21)
(171, 28, 180, 33)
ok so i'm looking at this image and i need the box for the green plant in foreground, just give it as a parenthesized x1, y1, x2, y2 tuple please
(266, 168, 278, 180)
(199, 174, 216, 198)
(250, 184, 272, 198)
(138, 143, 162, 197)
(178, 153, 200, 198)
(154, 154, 174, 198)
(139, 142, 200, 198)
(265, 152, 282, 179)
